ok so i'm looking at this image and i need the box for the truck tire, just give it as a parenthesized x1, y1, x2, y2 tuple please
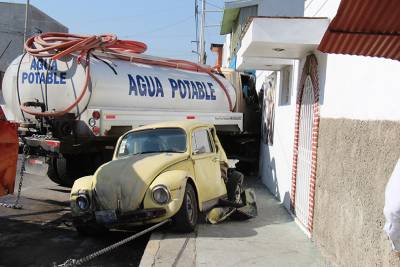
(55, 153, 108, 187)
(47, 157, 63, 185)
(227, 170, 244, 203)
(56, 156, 76, 187)
(172, 183, 198, 233)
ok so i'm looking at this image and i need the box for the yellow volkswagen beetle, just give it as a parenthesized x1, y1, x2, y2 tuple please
(70, 121, 247, 234)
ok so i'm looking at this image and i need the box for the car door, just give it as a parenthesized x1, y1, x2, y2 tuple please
(191, 127, 227, 210)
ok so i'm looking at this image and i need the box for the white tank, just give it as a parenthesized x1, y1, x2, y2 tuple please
(2, 54, 236, 122)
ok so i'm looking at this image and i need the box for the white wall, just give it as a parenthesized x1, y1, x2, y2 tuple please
(257, 62, 300, 210)
(251, 0, 400, 213)
(222, 34, 231, 68)
(305, 0, 400, 121)
(320, 54, 400, 121)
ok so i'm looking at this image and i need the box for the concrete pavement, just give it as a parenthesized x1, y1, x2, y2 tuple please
(140, 177, 329, 267)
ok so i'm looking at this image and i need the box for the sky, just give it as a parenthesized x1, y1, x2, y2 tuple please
(9, 0, 226, 65)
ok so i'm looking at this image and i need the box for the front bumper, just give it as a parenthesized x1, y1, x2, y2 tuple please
(73, 208, 166, 226)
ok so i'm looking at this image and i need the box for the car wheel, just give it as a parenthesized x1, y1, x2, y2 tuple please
(172, 183, 198, 233)
(75, 223, 109, 236)
(227, 170, 244, 204)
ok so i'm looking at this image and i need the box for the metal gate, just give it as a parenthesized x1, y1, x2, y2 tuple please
(294, 76, 314, 228)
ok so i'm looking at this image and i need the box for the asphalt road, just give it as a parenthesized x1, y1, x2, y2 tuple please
(0, 158, 149, 267)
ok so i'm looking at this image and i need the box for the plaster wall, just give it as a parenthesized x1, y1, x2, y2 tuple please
(314, 118, 400, 266)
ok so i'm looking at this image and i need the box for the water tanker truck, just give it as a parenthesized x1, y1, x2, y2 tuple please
(1, 33, 260, 186)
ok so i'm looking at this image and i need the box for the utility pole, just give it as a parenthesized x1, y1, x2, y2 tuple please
(199, 0, 206, 64)
(192, 0, 200, 58)
(23, 0, 30, 52)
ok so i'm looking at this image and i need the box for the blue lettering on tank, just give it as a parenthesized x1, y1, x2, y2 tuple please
(50, 60, 58, 71)
(137, 75, 147, 96)
(28, 72, 34, 83)
(204, 82, 211, 100)
(155, 77, 164, 97)
(22, 72, 28, 83)
(177, 80, 187, 98)
(24, 58, 66, 85)
(208, 83, 216, 100)
(35, 72, 40, 83)
(183, 80, 191, 99)
(195, 81, 205, 100)
(30, 58, 37, 70)
(37, 59, 43, 71)
(127, 74, 216, 101)
(46, 73, 53, 84)
(60, 72, 66, 84)
(169, 78, 178, 98)
(129, 74, 164, 97)
(39, 73, 45, 84)
(128, 74, 138, 95)
(146, 76, 155, 97)
(190, 81, 198, 99)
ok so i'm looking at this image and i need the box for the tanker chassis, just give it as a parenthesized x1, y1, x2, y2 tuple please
(1, 35, 260, 187)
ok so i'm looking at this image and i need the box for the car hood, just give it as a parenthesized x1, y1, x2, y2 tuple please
(93, 152, 188, 212)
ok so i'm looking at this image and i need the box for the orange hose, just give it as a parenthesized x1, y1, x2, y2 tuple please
(22, 33, 233, 117)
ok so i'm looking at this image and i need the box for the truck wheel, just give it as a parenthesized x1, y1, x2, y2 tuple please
(172, 183, 198, 233)
(56, 156, 75, 187)
(227, 170, 244, 204)
(47, 157, 63, 185)
(75, 223, 109, 236)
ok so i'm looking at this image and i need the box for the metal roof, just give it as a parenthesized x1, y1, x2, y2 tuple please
(318, 0, 400, 60)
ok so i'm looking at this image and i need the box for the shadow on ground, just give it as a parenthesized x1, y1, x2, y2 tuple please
(0, 169, 149, 267)
(0, 217, 149, 267)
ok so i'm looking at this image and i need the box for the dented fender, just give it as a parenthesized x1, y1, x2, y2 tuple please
(143, 170, 194, 219)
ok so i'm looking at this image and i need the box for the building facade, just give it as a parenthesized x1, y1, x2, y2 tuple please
(221, 0, 400, 265)
(0, 2, 68, 102)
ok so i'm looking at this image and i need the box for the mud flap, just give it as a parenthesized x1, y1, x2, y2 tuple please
(206, 189, 257, 224)
(0, 121, 19, 196)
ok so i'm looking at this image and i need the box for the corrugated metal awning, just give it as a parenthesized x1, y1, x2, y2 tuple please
(318, 0, 400, 60)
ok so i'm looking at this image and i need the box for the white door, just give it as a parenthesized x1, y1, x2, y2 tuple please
(295, 76, 314, 228)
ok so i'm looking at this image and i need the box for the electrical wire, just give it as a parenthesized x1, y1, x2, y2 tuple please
(21, 32, 233, 117)
(205, 0, 223, 10)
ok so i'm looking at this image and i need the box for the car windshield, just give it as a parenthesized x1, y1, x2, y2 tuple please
(117, 128, 187, 157)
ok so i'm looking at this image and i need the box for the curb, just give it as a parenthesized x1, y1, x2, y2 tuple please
(139, 231, 196, 267)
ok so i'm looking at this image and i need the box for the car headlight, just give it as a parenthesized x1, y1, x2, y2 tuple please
(76, 194, 90, 210)
(152, 185, 171, 205)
